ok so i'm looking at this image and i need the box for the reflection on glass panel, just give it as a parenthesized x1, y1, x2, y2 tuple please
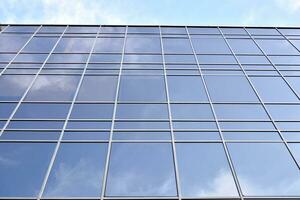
(90, 54, 122, 63)
(197, 55, 237, 64)
(123, 54, 162, 63)
(256, 39, 299, 55)
(214, 104, 268, 120)
(94, 38, 124, 53)
(48, 54, 89, 63)
(0, 75, 33, 101)
(246, 28, 279, 35)
(39, 26, 66, 33)
(289, 143, 300, 164)
(54, 38, 94, 53)
(66, 121, 111, 129)
(165, 55, 195, 64)
(4, 26, 38, 33)
(171, 104, 213, 119)
(205, 75, 259, 102)
(0, 143, 54, 197)
(119, 75, 166, 101)
(173, 121, 217, 130)
(237, 55, 270, 64)
(161, 27, 186, 34)
(116, 104, 168, 119)
(286, 77, 300, 96)
(163, 38, 192, 53)
(174, 131, 220, 140)
(128, 26, 159, 33)
(14, 103, 70, 119)
(0, 103, 17, 118)
(0, 130, 60, 140)
(223, 131, 281, 141)
(114, 121, 169, 130)
(100, 26, 126, 33)
(7, 120, 64, 129)
(113, 131, 171, 140)
(106, 143, 177, 196)
(126, 37, 161, 53)
(282, 132, 300, 141)
(267, 105, 300, 120)
(219, 122, 275, 130)
(228, 143, 300, 196)
(71, 104, 114, 119)
(192, 38, 231, 54)
(290, 40, 300, 51)
(251, 77, 298, 102)
(276, 122, 300, 131)
(227, 39, 262, 54)
(0, 35, 30, 52)
(23, 37, 58, 52)
(77, 76, 118, 101)
(176, 143, 238, 197)
(188, 27, 220, 34)
(168, 76, 207, 102)
(221, 27, 247, 35)
(14, 53, 48, 63)
(25, 75, 80, 101)
(63, 131, 109, 140)
(43, 143, 107, 197)
(66, 26, 99, 33)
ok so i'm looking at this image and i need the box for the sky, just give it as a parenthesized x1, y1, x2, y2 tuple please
(0, 0, 300, 26)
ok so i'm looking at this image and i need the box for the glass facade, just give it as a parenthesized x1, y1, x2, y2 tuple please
(0, 24, 300, 199)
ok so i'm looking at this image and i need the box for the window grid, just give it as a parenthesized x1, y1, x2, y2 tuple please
(219, 27, 300, 171)
(0, 25, 300, 200)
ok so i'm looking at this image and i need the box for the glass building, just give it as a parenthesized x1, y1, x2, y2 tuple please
(1, 24, 300, 200)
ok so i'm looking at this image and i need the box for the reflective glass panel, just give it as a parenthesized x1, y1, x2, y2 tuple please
(126, 37, 161, 53)
(116, 104, 168, 119)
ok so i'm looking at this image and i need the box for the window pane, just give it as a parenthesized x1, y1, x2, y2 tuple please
(71, 104, 114, 119)
(114, 121, 169, 130)
(116, 104, 168, 119)
(94, 37, 124, 53)
(227, 39, 262, 54)
(161, 27, 186, 34)
(113, 131, 171, 140)
(4, 26, 38, 33)
(127, 26, 159, 34)
(0, 75, 34, 101)
(214, 104, 269, 120)
(197, 55, 237, 64)
(43, 143, 107, 197)
(0, 103, 17, 118)
(77, 76, 118, 101)
(174, 131, 220, 140)
(124, 54, 162, 63)
(0, 35, 30, 52)
(106, 143, 177, 196)
(125, 37, 161, 53)
(168, 76, 208, 102)
(0, 143, 55, 197)
(54, 38, 94, 53)
(228, 143, 300, 196)
(25, 75, 80, 101)
(266, 105, 300, 120)
(176, 143, 238, 197)
(223, 131, 281, 141)
(119, 75, 166, 101)
(14, 103, 70, 119)
(205, 75, 259, 102)
(256, 39, 299, 55)
(251, 77, 298, 102)
(23, 37, 58, 52)
(192, 38, 231, 54)
(63, 131, 109, 140)
(163, 38, 192, 53)
(1, 130, 60, 140)
(171, 104, 213, 119)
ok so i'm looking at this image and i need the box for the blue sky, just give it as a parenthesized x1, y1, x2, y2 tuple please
(1, 0, 300, 26)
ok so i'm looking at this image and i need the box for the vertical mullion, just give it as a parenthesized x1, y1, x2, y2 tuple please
(0, 25, 42, 76)
(37, 25, 102, 199)
(100, 26, 128, 200)
(0, 25, 66, 138)
(219, 27, 300, 171)
(159, 26, 182, 200)
(185, 26, 244, 199)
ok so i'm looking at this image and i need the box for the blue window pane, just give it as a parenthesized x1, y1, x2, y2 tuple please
(66, 121, 111, 130)
(77, 76, 118, 101)
(48, 54, 89, 63)
(119, 75, 166, 102)
(0, 35, 30, 52)
(94, 37, 124, 53)
(54, 38, 94, 53)
(192, 38, 231, 54)
(171, 104, 213, 119)
(177, 143, 238, 197)
(173, 121, 217, 130)
(127, 26, 159, 34)
(25, 75, 80, 101)
(113, 131, 171, 140)
(0, 103, 17, 118)
(23, 37, 58, 52)
(256, 39, 299, 55)
(114, 121, 169, 130)
(4, 26, 38, 33)
(205, 75, 259, 102)
(126, 37, 161, 53)
(214, 104, 269, 120)
(43, 143, 107, 197)
(7, 120, 64, 129)
(251, 77, 298, 102)
(227, 39, 262, 54)
(124, 54, 162, 63)
(174, 131, 220, 140)
(197, 55, 237, 64)
(116, 104, 168, 119)
(0, 75, 34, 101)
(0, 143, 55, 197)
(71, 104, 114, 119)
(228, 143, 300, 196)
(168, 76, 208, 102)
(0, 131, 60, 140)
(223, 131, 281, 141)
(90, 54, 122, 63)
(106, 143, 177, 196)
(267, 105, 300, 120)
(63, 131, 109, 140)
(163, 38, 192, 54)
(219, 122, 275, 130)
(14, 103, 70, 119)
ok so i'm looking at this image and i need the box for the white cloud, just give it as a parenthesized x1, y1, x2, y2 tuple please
(276, 0, 300, 13)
